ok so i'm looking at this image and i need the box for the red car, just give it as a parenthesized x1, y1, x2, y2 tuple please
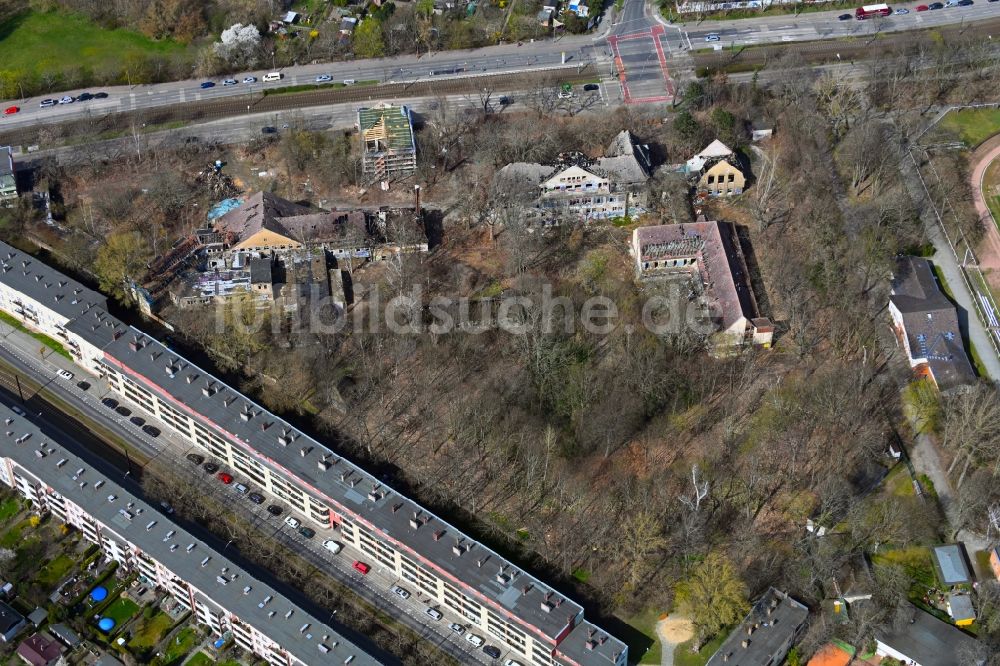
(216, 472, 234, 484)
(916, 4, 929, 8)
(3, 106, 18, 115)
(352, 560, 370, 575)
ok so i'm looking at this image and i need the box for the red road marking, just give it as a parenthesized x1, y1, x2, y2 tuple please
(651, 30, 676, 98)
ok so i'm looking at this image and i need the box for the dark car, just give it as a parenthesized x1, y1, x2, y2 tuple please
(142, 424, 160, 437)
(483, 646, 501, 659)
(248, 492, 265, 505)
(199, 81, 215, 89)
(266, 504, 283, 516)
(837, 12, 852, 19)
(129, 416, 145, 427)
(102, 397, 119, 409)
(115, 405, 131, 417)
(76, 381, 90, 390)
(261, 126, 277, 135)
(76, 92, 93, 101)
(957, 0, 973, 5)
(299, 526, 316, 539)
(202, 462, 219, 474)
(94, 92, 109, 99)
(928, 2, 943, 7)
(186, 453, 205, 465)
(498, 96, 512, 106)
(583, 83, 600, 91)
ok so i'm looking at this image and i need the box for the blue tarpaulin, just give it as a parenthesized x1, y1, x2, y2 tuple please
(207, 198, 243, 222)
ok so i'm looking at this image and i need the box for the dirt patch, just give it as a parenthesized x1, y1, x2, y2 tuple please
(656, 616, 695, 666)
(969, 133, 1000, 291)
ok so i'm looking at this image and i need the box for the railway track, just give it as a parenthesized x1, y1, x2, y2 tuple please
(0, 67, 595, 147)
(693, 15, 1000, 70)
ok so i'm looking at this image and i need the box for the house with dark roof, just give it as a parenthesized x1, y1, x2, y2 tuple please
(46, 624, 80, 650)
(631, 217, 773, 348)
(705, 589, 808, 666)
(15, 633, 64, 666)
(889, 256, 976, 393)
(0, 601, 27, 642)
(876, 604, 985, 666)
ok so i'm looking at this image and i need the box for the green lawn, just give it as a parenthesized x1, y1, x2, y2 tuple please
(938, 108, 1000, 148)
(0, 519, 27, 549)
(0, 497, 22, 525)
(0, 310, 72, 360)
(160, 626, 199, 666)
(674, 631, 728, 666)
(884, 464, 915, 498)
(626, 607, 663, 665)
(0, 10, 186, 93)
(129, 611, 175, 650)
(34, 553, 75, 588)
(185, 654, 213, 666)
(102, 597, 141, 625)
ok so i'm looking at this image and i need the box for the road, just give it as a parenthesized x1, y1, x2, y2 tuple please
(0, 323, 508, 666)
(0, 0, 994, 127)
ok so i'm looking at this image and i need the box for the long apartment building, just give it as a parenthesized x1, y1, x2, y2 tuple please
(0, 241, 627, 666)
(0, 403, 381, 666)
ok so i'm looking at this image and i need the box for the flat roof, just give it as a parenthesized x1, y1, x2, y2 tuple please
(11, 246, 626, 660)
(932, 544, 972, 585)
(705, 589, 808, 666)
(0, 242, 107, 322)
(0, 403, 382, 666)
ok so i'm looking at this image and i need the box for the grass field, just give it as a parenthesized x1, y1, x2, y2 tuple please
(627, 607, 663, 665)
(185, 654, 213, 666)
(129, 611, 175, 650)
(984, 158, 1000, 232)
(0, 497, 22, 524)
(674, 631, 727, 666)
(102, 597, 141, 625)
(938, 107, 1000, 148)
(0, 11, 185, 84)
(0, 310, 72, 360)
(34, 553, 75, 588)
(160, 626, 199, 666)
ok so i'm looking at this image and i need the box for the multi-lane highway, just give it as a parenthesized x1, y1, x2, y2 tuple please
(0, 0, 995, 128)
(0, 321, 508, 666)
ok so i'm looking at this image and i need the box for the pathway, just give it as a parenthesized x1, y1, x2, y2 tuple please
(655, 615, 694, 666)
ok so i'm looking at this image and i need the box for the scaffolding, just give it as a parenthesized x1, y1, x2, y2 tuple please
(358, 104, 417, 182)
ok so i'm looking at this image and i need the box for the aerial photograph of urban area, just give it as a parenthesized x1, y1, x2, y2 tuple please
(0, 0, 998, 664)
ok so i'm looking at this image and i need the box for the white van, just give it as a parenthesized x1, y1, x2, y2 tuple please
(263, 72, 282, 82)
(465, 634, 485, 648)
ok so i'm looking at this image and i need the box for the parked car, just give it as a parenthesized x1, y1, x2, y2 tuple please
(298, 526, 316, 539)
(199, 81, 215, 89)
(129, 416, 144, 426)
(504, 660, 524, 666)
(243, 76, 256, 83)
(233, 483, 248, 494)
(58, 96, 74, 104)
(3, 106, 19, 115)
(425, 607, 443, 621)
(352, 560, 371, 575)
(322, 540, 342, 554)
(483, 646, 501, 659)
(557, 90, 573, 99)
(583, 83, 600, 91)
(448, 623, 464, 635)
(115, 406, 131, 417)
(216, 472, 234, 484)
(11, 405, 24, 416)
(142, 425, 160, 437)
(705, 32, 721, 40)
(223, 79, 237, 86)
(928, 2, 944, 8)
(391, 585, 410, 599)
(57, 369, 74, 380)
(315, 74, 332, 82)
(284, 516, 301, 529)
(893, 7, 909, 12)
(101, 397, 119, 409)
(838, 12, 853, 19)
(266, 504, 283, 515)
(39, 99, 55, 108)
(94, 92, 109, 99)
(957, 0, 973, 5)
(202, 462, 219, 474)
(76, 381, 90, 390)
(75, 92, 93, 101)
(916, 4, 930, 9)
(186, 453, 205, 465)
(248, 492, 265, 504)
(261, 126, 277, 135)
(465, 634, 485, 648)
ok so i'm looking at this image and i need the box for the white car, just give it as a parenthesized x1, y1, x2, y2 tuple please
(57, 96, 74, 104)
(322, 539, 342, 554)
(893, 7, 909, 12)
(425, 607, 443, 621)
(390, 585, 410, 599)
(284, 516, 301, 529)
(705, 33, 720, 42)
(39, 99, 55, 108)
(448, 623, 464, 635)
(465, 633, 485, 648)
(57, 369, 74, 380)
(315, 74, 332, 83)
(243, 76, 256, 84)
(557, 90, 573, 99)
(504, 660, 524, 666)
(223, 79, 237, 86)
